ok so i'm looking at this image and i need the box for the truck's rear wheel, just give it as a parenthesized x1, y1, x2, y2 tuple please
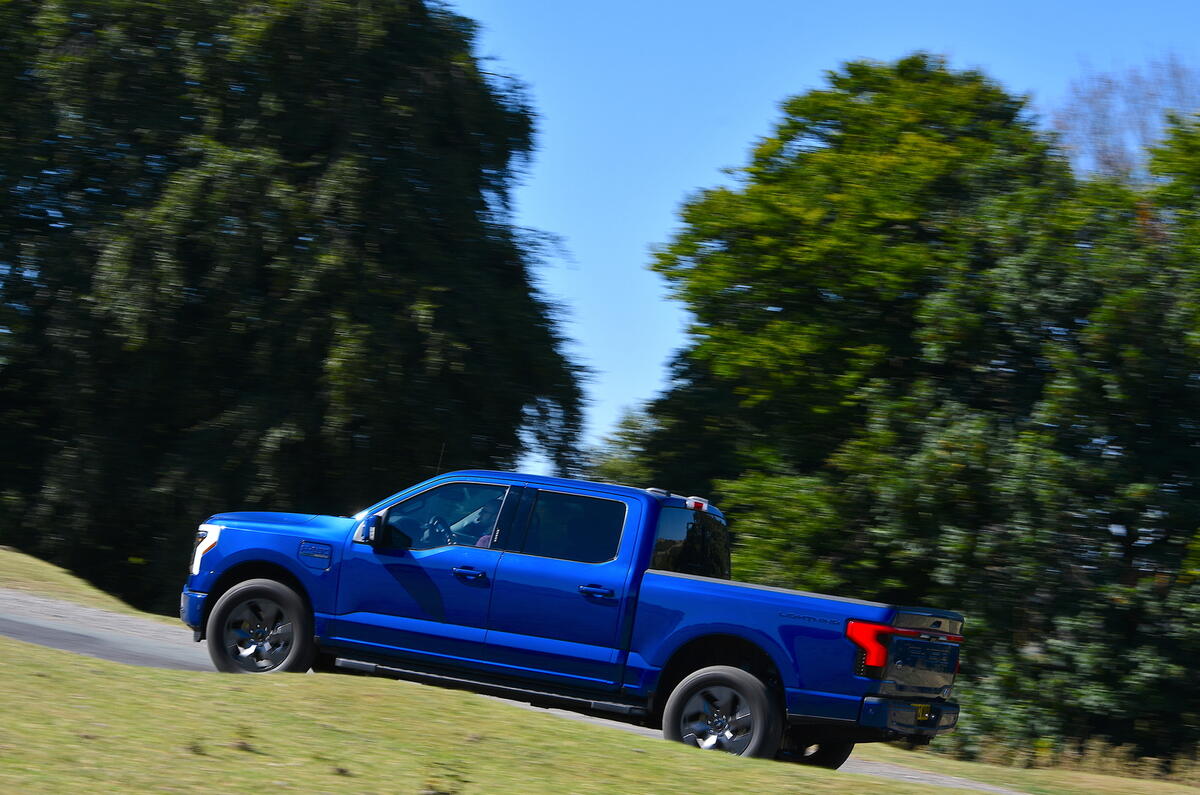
(798, 741, 854, 769)
(206, 578, 313, 673)
(777, 727, 855, 769)
(662, 665, 782, 758)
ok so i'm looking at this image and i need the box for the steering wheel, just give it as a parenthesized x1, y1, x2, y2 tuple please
(422, 515, 453, 546)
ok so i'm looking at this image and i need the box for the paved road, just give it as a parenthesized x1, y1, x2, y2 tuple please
(0, 588, 209, 670)
(0, 586, 1025, 794)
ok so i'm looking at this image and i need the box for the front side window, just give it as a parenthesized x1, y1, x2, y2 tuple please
(651, 507, 731, 580)
(520, 490, 626, 563)
(383, 483, 508, 550)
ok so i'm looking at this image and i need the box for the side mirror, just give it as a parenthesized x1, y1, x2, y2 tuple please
(355, 514, 383, 545)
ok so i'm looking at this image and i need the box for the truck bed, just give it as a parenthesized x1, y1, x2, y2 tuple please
(627, 570, 962, 724)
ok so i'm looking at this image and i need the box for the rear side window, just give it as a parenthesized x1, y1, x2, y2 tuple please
(651, 507, 731, 580)
(520, 490, 626, 563)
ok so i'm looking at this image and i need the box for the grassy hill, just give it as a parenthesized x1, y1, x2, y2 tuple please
(1, 547, 1196, 793)
(0, 632, 961, 794)
(854, 744, 1199, 795)
(0, 546, 173, 621)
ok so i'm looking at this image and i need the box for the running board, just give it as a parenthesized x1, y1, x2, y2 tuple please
(334, 657, 647, 718)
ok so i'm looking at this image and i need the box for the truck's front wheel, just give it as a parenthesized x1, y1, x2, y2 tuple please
(206, 579, 313, 673)
(662, 665, 782, 758)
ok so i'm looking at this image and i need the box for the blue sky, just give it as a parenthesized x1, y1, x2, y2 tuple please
(448, 0, 1200, 463)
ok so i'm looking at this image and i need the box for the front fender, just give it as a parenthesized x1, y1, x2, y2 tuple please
(189, 525, 343, 615)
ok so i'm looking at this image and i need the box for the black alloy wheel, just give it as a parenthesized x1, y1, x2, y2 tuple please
(206, 578, 314, 673)
(662, 665, 782, 758)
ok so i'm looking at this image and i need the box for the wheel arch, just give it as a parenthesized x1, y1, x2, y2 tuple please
(649, 633, 786, 726)
(199, 560, 314, 640)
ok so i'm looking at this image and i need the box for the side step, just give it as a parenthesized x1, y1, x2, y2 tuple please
(334, 657, 647, 718)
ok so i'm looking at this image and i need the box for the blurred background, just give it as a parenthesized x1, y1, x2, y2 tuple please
(2, 0, 1200, 773)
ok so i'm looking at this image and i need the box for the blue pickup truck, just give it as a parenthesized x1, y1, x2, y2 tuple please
(180, 470, 962, 767)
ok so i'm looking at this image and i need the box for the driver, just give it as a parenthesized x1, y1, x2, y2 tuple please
(451, 496, 503, 547)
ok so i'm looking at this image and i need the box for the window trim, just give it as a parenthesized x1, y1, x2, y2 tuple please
(506, 487, 629, 565)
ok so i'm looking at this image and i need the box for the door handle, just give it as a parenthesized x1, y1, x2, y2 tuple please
(578, 584, 614, 598)
(452, 566, 485, 581)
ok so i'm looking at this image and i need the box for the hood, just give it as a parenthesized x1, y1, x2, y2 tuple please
(205, 511, 357, 543)
(209, 511, 320, 526)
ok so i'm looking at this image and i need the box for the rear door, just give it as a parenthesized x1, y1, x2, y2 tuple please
(484, 486, 642, 689)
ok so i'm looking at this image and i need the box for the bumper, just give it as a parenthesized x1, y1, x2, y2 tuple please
(859, 696, 958, 737)
(180, 586, 207, 631)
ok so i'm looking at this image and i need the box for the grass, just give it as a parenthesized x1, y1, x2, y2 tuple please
(854, 743, 1200, 795)
(0, 546, 175, 623)
(0, 634, 968, 794)
(1, 547, 1196, 793)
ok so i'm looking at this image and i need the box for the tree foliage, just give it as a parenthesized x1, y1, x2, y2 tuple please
(0, 0, 582, 609)
(594, 54, 1200, 758)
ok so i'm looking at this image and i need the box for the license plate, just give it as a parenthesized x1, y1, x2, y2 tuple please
(913, 704, 932, 722)
(892, 638, 957, 672)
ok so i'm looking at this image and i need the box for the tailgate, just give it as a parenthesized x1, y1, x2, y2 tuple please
(884, 610, 962, 698)
(847, 608, 963, 699)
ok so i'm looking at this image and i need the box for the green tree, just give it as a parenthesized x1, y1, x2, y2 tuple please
(0, 0, 581, 609)
(0, 0, 52, 531)
(588, 358, 746, 495)
(652, 55, 1065, 475)
(613, 53, 1200, 757)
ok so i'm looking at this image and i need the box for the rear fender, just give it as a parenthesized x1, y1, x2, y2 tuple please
(638, 627, 795, 723)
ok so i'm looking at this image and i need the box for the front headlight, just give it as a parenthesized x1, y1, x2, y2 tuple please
(190, 524, 223, 575)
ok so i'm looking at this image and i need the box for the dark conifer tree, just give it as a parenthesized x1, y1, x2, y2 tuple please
(0, 0, 581, 609)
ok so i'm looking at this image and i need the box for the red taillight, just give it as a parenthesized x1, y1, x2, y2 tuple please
(845, 620, 963, 672)
(846, 620, 898, 667)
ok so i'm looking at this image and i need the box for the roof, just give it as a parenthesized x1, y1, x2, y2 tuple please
(442, 469, 725, 519)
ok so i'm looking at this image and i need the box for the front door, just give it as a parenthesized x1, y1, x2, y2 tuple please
(329, 481, 513, 665)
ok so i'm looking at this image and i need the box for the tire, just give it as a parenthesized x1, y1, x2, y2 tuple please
(205, 578, 314, 673)
(662, 665, 783, 758)
(777, 728, 855, 769)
